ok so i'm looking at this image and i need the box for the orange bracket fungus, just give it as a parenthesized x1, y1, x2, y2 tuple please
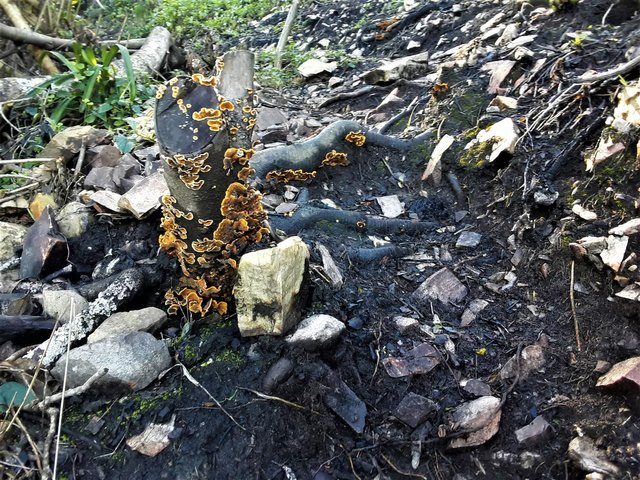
(156, 50, 263, 318)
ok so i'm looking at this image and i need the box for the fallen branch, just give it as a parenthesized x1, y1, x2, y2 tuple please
(318, 85, 379, 108)
(347, 245, 412, 263)
(250, 119, 432, 179)
(274, 0, 299, 69)
(575, 50, 640, 84)
(0, 315, 55, 343)
(0, 21, 146, 50)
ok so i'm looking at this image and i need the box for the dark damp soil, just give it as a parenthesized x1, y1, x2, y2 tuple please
(9, 0, 639, 479)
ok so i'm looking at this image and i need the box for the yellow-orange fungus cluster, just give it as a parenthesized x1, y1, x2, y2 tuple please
(223, 147, 254, 171)
(192, 108, 221, 120)
(345, 131, 366, 147)
(377, 17, 400, 31)
(266, 169, 317, 183)
(207, 119, 224, 132)
(156, 84, 167, 99)
(165, 153, 211, 190)
(159, 195, 196, 276)
(219, 98, 235, 111)
(322, 150, 350, 167)
(191, 73, 218, 87)
(165, 276, 227, 316)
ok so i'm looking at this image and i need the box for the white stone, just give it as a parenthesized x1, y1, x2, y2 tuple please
(456, 231, 482, 248)
(88, 307, 167, 343)
(376, 195, 404, 218)
(572, 204, 598, 221)
(600, 235, 629, 271)
(298, 59, 338, 78)
(285, 314, 345, 350)
(413, 268, 467, 305)
(422, 134, 453, 184)
(609, 218, 640, 236)
(234, 237, 309, 337)
(475, 118, 519, 162)
(448, 396, 502, 449)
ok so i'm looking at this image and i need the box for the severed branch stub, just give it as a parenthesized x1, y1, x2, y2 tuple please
(155, 50, 268, 318)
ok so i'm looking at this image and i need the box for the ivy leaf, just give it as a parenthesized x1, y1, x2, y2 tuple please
(0, 382, 37, 412)
(114, 134, 135, 154)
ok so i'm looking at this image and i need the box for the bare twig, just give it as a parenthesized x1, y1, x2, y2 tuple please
(570, 260, 581, 352)
(381, 453, 428, 479)
(176, 361, 246, 431)
(274, 0, 299, 69)
(237, 387, 311, 412)
(575, 51, 640, 84)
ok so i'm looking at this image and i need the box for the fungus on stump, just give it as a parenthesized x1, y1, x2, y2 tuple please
(155, 50, 268, 317)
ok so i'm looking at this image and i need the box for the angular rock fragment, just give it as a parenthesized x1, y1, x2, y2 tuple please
(298, 59, 338, 78)
(0, 292, 31, 316)
(376, 195, 404, 218)
(568, 436, 620, 477)
(55, 202, 92, 239)
(51, 332, 171, 393)
(448, 396, 501, 449)
(86, 145, 122, 169)
(126, 415, 175, 457)
(38, 126, 109, 162)
(474, 118, 519, 162)
(394, 392, 438, 428)
(90, 190, 125, 213)
(600, 235, 628, 272)
(394, 316, 419, 334)
(88, 307, 167, 343)
(413, 268, 467, 305)
(480, 60, 516, 94)
(572, 204, 598, 221)
(362, 52, 429, 85)
(515, 416, 552, 447)
(0, 222, 28, 261)
(609, 218, 640, 236)
(117, 171, 169, 218)
(323, 369, 366, 433)
(316, 243, 343, 289)
(19, 206, 68, 279)
(84, 166, 117, 191)
(461, 378, 492, 397)
(382, 343, 441, 378)
(456, 231, 482, 248)
(422, 134, 453, 184)
(596, 356, 640, 392)
(616, 283, 640, 301)
(235, 237, 309, 337)
(460, 299, 489, 327)
(500, 342, 546, 380)
(285, 314, 345, 351)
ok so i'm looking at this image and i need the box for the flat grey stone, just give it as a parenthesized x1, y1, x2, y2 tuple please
(394, 316, 419, 334)
(515, 416, 552, 447)
(394, 393, 438, 428)
(462, 378, 492, 397)
(42, 289, 89, 324)
(456, 231, 482, 248)
(568, 436, 620, 477)
(52, 332, 171, 393)
(413, 268, 467, 305)
(285, 314, 345, 351)
(88, 307, 167, 343)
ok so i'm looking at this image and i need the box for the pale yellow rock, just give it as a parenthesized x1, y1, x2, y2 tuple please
(0, 221, 28, 261)
(234, 236, 309, 337)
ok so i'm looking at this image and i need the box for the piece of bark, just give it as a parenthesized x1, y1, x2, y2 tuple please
(39, 268, 145, 368)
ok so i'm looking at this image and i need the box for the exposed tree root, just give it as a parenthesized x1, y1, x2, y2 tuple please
(250, 119, 432, 180)
(346, 245, 412, 263)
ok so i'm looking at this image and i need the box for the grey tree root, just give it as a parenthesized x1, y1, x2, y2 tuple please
(269, 205, 435, 235)
(250, 119, 432, 180)
(347, 246, 412, 263)
(40, 268, 145, 368)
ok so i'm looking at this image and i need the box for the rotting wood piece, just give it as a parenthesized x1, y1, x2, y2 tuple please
(155, 50, 268, 318)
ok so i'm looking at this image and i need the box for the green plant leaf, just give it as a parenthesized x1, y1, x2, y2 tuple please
(49, 51, 78, 74)
(101, 45, 118, 66)
(97, 102, 112, 113)
(114, 134, 135, 153)
(50, 97, 73, 125)
(116, 44, 137, 102)
(80, 69, 100, 112)
(0, 382, 37, 412)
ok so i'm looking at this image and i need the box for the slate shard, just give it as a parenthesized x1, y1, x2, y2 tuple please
(19, 206, 68, 279)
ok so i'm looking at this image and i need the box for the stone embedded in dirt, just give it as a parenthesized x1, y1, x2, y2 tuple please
(382, 342, 441, 378)
(393, 392, 438, 428)
(609, 218, 640, 236)
(500, 342, 546, 380)
(594, 360, 612, 374)
(323, 369, 366, 434)
(37, 125, 109, 162)
(568, 436, 621, 477)
(126, 415, 176, 457)
(262, 358, 295, 393)
(285, 314, 345, 351)
(572, 204, 598, 221)
(413, 268, 468, 306)
(235, 236, 309, 337)
(515, 416, 552, 447)
(474, 118, 519, 162)
(86, 145, 122, 169)
(275, 202, 298, 215)
(421, 134, 453, 185)
(85, 416, 105, 435)
(0, 292, 31, 316)
(488, 95, 518, 111)
(575, 236, 607, 255)
(42, 289, 89, 324)
(600, 235, 629, 272)
(255, 107, 288, 131)
(456, 231, 482, 248)
(87, 307, 167, 344)
(298, 58, 338, 78)
(376, 195, 404, 218)
(615, 283, 640, 301)
(461, 379, 492, 397)
(84, 166, 117, 191)
(90, 190, 125, 213)
(460, 299, 489, 327)
(19, 206, 68, 280)
(55, 202, 93, 239)
(533, 190, 559, 206)
(51, 331, 171, 393)
(328, 76, 343, 88)
(613, 82, 640, 129)
(112, 154, 142, 192)
(316, 243, 343, 289)
(394, 316, 419, 334)
(448, 396, 502, 449)
(362, 51, 429, 85)
(0, 222, 27, 261)
(132, 145, 159, 163)
(596, 356, 640, 394)
(480, 60, 516, 94)
(586, 136, 626, 172)
(117, 171, 169, 219)
(495, 24, 519, 46)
